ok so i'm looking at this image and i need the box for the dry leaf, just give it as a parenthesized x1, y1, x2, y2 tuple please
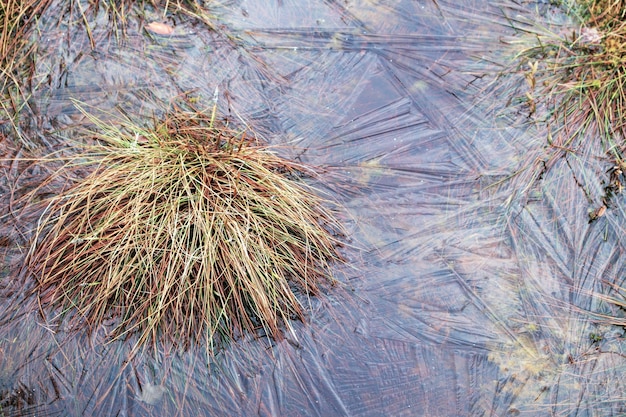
(580, 27, 602, 45)
(146, 22, 174, 35)
(136, 383, 166, 405)
(589, 204, 607, 222)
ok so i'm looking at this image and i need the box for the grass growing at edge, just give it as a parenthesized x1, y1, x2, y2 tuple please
(507, 1, 626, 349)
(500, 0, 626, 217)
(24, 103, 344, 353)
(0, 0, 52, 145)
(515, 0, 626, 151)
(0, 0, 221, 145)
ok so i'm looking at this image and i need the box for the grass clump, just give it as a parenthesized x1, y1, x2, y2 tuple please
(24, 104, 343, 351)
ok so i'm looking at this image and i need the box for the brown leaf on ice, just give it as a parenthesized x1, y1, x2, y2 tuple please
(146, 22, 174, 35)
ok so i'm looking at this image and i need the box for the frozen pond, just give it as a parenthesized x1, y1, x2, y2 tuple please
(1, 0, 626, 415)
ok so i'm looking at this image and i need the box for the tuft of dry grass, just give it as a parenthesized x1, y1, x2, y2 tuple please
(24, 103, 343, 352)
